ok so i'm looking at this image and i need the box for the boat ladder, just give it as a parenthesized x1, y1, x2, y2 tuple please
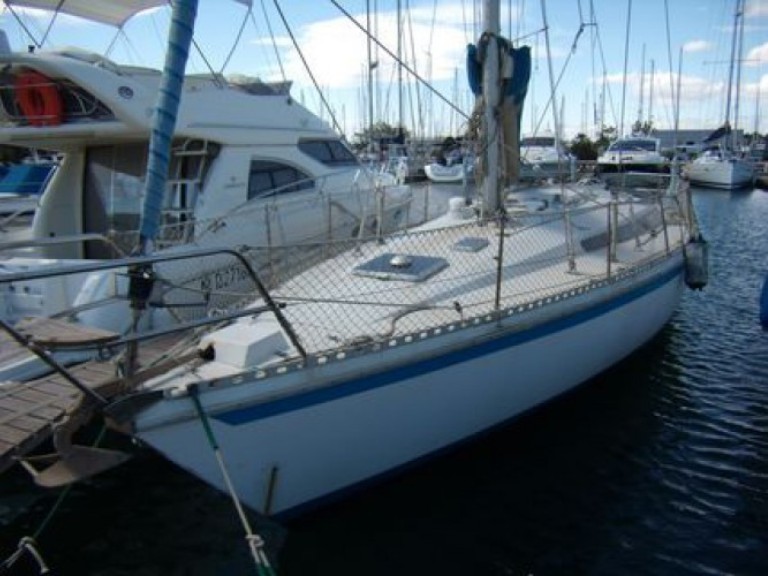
(156, 139, 215, 249)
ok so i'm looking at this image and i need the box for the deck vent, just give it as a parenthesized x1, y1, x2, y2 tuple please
(452, 236, 489, 252)
(352, 253, 448, 282)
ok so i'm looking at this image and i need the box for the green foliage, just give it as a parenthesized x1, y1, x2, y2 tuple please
(352, 122, 410, 150)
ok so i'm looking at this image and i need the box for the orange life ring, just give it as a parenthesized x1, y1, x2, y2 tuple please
(14, 70, 64, 127)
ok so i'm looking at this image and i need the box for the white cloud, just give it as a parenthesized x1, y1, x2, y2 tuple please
(682, 40, 712, 54)
(250, 35, 293, 49)
(278, 7, 468, 91)
(745, 42, 768, 66)
(745, 3, 768, 18)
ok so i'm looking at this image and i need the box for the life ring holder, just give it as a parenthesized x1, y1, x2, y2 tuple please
(14, 70, 64, 127)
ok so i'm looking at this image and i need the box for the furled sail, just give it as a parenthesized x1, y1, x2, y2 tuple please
(467, 35, 531, 187)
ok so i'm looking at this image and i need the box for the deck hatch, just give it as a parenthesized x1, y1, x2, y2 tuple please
(352, 253, 448, 282)
(452, 236, 490, 252)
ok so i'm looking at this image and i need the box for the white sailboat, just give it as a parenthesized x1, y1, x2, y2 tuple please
(0, 0, 707, 524)
(685, 0, 754, 190)
(519, 131, 576, 181)
(423, 155, 474, 183)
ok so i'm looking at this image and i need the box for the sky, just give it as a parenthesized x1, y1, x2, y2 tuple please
(1, 0, 767, 141)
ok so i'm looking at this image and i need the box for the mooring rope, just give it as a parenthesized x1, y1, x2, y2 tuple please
(189, 384, 276, 575)
(0, 424, 111, 574)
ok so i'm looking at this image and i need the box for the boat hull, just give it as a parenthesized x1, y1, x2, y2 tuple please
(424, 163, 469, 183)
(686, 158, 754, 189)
(134, 255, 684, 517)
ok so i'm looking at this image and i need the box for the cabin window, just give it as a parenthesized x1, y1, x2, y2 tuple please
(298, 139, 358, 166)
(247, 160, 313, 200)
(609, 140, 658, 152)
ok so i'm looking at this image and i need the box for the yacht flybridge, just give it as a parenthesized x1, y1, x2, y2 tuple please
(0, 2, 411, 333)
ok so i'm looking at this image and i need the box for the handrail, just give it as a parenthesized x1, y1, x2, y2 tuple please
(0, 245, 307, 358)
(0, 233, 126, 257)
(0, 316, 108, 406)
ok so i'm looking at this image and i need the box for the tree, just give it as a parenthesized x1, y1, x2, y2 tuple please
(352, 122, 410, 151)
(596, 125, 616, 154)
(569, 133, 599, 161)
(631, 119, 654, 135)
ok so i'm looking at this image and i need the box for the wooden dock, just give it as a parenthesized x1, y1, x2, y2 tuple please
(0, 317, 198, 482)
(0, 359, 119, 475)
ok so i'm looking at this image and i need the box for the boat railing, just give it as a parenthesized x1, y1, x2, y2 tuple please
(206, 195, 687, 359)
(0, 245, 305, 379)
(0, 232, 127, 257)
(0, 194, 688, 386)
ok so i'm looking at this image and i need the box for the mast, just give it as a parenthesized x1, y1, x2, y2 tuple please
(138, 0, 198, 252)
(619, 0, 632, 137)
(648, 58, 655, 129)
(732, 0, 746, 152)
(481, 0, 502, 212)
(724, 0, 741, 137)
(637, 43, 645, 130)
(541, 0, 561, 152)
(541, 2, 560, 150)
(366, 0, 377, 155)
(397, 0, 404, 142)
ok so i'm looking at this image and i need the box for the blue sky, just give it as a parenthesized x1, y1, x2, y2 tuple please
(1, 0, 767, 139)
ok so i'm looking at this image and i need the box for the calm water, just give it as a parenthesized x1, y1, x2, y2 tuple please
(2, 186, 767, 575)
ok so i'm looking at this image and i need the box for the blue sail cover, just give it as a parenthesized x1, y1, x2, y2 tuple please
(466, 36, 531, 103)
(138, 0, 198, 250)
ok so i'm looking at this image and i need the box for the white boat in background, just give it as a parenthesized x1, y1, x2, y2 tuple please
(597, 136, 667, 174)
(0, 0, 708, 531)
(519, 132, 575, 181)
(685, 0, 755, 191)
(0, 1, 411, 336)
(686, 146, 755, 190)
(423, 157, 474, 183)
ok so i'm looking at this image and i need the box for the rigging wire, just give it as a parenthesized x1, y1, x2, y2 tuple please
(328, 0, 469, 121)
(219, 2, 252, 74)
(590, 2, 618, 130)
(271, 0, 345, 136)
(256, 0, 286, 81)
(527, 20, 588, 140)
(3, 3, 42, 48)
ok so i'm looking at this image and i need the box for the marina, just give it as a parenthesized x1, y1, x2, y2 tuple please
(0, 0, 766, 574)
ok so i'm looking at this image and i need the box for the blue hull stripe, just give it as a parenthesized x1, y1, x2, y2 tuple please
(215, 263, 683, 426)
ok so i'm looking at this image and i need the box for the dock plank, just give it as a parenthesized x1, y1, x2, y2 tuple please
(0, 330, 196, 477)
